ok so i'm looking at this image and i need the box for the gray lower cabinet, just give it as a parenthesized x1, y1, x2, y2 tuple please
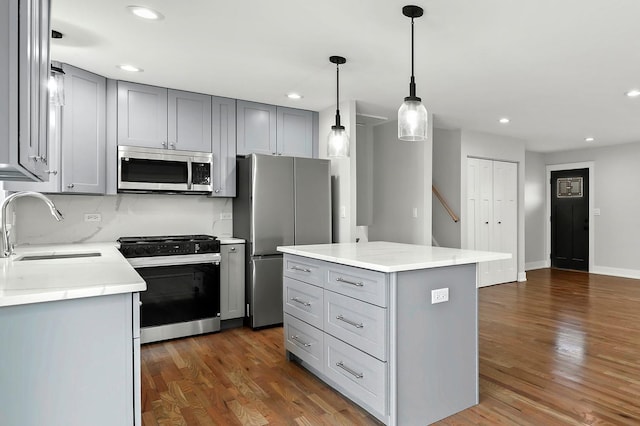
(220, 242, 245, 320)
(117, 81, 212, 153)
(0, 292, 141, 426)
(211, 96, 236, 197)
(4, 63, 106, 194)
(0, 0, 50, 181)
(237, 100, 314, 158)
(283, 254, 479, 425)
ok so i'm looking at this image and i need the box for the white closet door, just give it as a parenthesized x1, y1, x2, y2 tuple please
(492, 161, 518, 283)
(467, 158, 518, 287)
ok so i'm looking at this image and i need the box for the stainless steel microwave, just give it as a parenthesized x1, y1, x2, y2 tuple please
(117, 146, 213, 194)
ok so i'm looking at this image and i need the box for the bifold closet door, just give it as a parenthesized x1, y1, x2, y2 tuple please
(467, 158, 518, 287)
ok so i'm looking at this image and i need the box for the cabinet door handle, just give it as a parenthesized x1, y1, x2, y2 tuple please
(290, 297, 311, 307)
(498, 221, 502, 224)
(336, 361, 363, 379)
(290, 335, 312, 347)
(230, 247, 236, 252)
(162, 141, 167, 148)
(45, 170, 58, 175)
(336, 277, 364, 287)
(291, 265, 311, 273)
(169, 142, 175, 149)
(336, 314, 364, 329)
(67, 184, 75, 189)
(484, 221, 489, 224)
(214, 189, 220, 193)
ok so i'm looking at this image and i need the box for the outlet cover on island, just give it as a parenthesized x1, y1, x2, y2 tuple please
(84, 213, 101, 222)
(431, 287, 449, 304)
(220, 212, 232, 220)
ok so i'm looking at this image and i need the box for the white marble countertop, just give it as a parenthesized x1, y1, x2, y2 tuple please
(219, 238, 245, 244)
(277, 241, 512, 273)
(0, 242, 146, 307)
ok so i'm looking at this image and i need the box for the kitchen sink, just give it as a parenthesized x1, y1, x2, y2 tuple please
(16, 252, 102, 261)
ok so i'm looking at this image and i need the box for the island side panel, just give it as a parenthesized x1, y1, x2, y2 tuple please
(395, 263, 478, 424)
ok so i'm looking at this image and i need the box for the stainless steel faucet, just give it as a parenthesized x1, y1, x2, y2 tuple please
(1, 191, 64, 258)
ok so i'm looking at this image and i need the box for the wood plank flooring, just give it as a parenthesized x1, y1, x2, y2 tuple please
(141, 269, 640, 425)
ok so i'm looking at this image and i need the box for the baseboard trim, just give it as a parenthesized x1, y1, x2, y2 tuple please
(517, 272, 527, 282)
(525, 260, 550, 271)
(591, 266, 640, 280)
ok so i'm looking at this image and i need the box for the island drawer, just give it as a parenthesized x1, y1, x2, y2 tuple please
(324, 333, 387, 419)
(325, 264, 387, 307)
(283, 255, 325, 287)
(285, 313, 324, 372)
(324, 291, 387, 361)
(284, 277, 324, 329)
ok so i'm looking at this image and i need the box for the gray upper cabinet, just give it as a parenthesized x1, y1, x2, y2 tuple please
(61, 64, 106, 193)
(117, 81, 168, 149)
(211, 96, 236, 197)
(236, 100, 277, 156)
(168, 89, 212, 152)
(4, 63, 106, 194)
(276, 106, 313, 158)
(0, 0, 50, 181)
(117, 81, 213, 153)
(237, 100, 314, 158)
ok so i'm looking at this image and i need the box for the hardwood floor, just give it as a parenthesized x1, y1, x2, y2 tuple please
(141, 269, 640, 425)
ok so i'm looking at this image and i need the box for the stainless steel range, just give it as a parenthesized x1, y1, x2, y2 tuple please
(118, 235, 221, 344)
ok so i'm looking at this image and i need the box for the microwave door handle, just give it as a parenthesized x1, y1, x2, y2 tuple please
(187, 159, 192, 190)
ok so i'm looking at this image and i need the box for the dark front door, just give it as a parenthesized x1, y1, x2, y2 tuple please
(551, 168, 589, 271)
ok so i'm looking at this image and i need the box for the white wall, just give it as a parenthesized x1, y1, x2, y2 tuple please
(523, 151, 547, 270)
(537, 141, 640, 278)
(368, 117, 432, 245)
(432, 128, 461, 248)
(460, 130, 526, 281)
(12, 193, 232, 245)
(319, 100, 357, 243)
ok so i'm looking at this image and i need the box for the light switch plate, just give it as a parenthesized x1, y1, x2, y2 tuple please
(84, 213, 101, 222)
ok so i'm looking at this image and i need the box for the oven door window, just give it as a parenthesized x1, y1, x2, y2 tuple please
(137, 263, 220, 327)
(121, 158, 188, 184)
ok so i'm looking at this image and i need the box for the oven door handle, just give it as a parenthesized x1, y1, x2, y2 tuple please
(127, 254, 221, 268)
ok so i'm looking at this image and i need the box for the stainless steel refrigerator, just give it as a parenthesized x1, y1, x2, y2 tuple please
(233, 154, 332, 328)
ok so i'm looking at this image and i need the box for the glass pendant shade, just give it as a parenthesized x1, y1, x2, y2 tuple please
(398, 98, 428, 141)
(327, 125, 350, 157)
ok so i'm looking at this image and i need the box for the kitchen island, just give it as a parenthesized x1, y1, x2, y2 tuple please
(0, 243, 146, 426)
(277, 241, 510, 425)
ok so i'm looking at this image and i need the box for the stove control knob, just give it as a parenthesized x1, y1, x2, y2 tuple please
(135, 247, 145, 255)
(146, 246, 156, 255)
(120, 247, 130, 256)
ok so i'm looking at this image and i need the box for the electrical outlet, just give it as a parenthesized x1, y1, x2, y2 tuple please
(220, 212, 232, 220)
(412, 207, 418, 218)
(84, 213, 101, 222)
(431, 287, 449, 304)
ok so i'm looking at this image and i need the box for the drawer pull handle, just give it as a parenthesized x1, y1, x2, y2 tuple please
(336, 315, 364, 329)
(290, 297, 311, 307)
(290, 335, 312, 347)
(336, 361, 364, 379)
(291, 265, 312, 273)
(336, 277, 364, 287)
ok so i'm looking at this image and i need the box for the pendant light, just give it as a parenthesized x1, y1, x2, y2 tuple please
(398, 5, 428, 141)
(327, 55, 349, 158)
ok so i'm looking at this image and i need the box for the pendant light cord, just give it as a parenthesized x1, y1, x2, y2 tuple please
(335, 62, 341, 127)
(409, 16, 416, 98)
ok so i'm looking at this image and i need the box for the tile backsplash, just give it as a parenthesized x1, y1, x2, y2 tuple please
(13, 193, 232, 245)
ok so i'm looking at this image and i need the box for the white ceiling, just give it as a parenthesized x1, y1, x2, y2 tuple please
(51, 0, 640, 153)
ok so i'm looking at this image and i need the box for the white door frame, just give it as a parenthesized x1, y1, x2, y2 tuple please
(545, 162, 595, 272)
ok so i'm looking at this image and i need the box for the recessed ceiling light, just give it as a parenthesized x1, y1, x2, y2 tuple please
(499, 117, 510, 124)
(287, 93, 303, 100)
(117, 64, 143, 72)
(585, 137, 595, 142)
(127, 6, 164, 20)
(626, 89, 640, 98)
